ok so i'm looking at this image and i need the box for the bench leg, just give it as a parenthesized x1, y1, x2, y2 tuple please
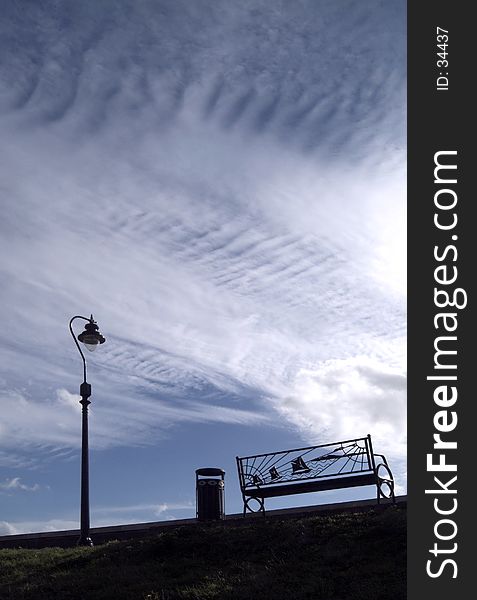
(244, 496, 265, 516)
(377, 481, 396, 505)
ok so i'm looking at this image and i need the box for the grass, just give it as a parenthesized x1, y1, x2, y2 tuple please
(0, 506, 405, 600)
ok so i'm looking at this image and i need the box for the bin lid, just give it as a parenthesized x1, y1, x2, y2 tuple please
(196, 468, 225, 477)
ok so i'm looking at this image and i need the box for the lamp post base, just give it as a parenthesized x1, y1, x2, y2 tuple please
(77, 535, 94, 547)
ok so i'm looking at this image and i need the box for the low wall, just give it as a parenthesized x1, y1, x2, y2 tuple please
(0, 495, 406, 549)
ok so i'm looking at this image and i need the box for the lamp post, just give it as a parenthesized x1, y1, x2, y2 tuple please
(69, 314, 106, 547)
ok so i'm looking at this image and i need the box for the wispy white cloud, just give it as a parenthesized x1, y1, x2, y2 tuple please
(0, 519, 78, 536)
(0, 500, 195, 535)
(94, 501, 194, 518)
(272, 356, 406, 456)
(0, 521, 19, 536)
(0, 450, 38, 470)
(0, 477, 41, 492)
(0, 386, 271, 451)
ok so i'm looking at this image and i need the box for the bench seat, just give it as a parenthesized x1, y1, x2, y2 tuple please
(244, 472, 377, 499)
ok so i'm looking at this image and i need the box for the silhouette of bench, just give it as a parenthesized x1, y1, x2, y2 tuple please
(236, 434, 395, 515)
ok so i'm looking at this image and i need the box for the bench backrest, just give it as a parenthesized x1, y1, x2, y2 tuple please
(236, 435, 377, 493)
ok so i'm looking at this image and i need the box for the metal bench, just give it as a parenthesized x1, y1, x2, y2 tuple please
(236, 434, 395, 515)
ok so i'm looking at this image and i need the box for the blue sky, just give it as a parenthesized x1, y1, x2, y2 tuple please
(0, 0, 406, 534)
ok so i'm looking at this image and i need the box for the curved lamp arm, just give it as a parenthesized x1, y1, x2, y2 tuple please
(69, 315, 90, 384)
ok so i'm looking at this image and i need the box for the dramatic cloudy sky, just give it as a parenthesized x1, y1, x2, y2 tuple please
(0, 0, 406, 535)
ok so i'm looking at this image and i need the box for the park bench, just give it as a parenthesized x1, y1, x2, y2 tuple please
(236, 434, 395, 515)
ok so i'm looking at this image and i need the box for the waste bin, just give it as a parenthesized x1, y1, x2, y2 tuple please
(196, 468, 225, 521)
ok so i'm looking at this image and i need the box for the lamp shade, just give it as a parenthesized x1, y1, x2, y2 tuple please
(78, 316, 106, 351)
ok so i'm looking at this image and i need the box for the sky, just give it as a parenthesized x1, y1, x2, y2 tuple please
(0, 0, 406, 535)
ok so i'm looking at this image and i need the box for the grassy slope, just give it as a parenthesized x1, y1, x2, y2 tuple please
(0, 507, 405, 600)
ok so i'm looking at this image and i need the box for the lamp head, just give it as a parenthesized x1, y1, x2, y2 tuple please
(77, 315, 106, 352)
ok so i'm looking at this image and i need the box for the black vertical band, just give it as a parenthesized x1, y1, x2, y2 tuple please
(408, 2, 472, 596)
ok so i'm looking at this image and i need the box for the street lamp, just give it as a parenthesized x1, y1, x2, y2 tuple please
(69, 314, 106, 546)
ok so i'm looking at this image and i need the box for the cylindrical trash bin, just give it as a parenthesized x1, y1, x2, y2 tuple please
(196, 468, 225, 521)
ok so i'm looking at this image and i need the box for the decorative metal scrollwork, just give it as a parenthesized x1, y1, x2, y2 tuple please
(376, 462, 394, 499)
(241, 439, 372, 491)
(244, 497, 265, 513)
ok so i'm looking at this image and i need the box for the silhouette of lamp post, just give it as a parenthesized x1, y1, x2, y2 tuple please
(69, 314, 106, 546)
